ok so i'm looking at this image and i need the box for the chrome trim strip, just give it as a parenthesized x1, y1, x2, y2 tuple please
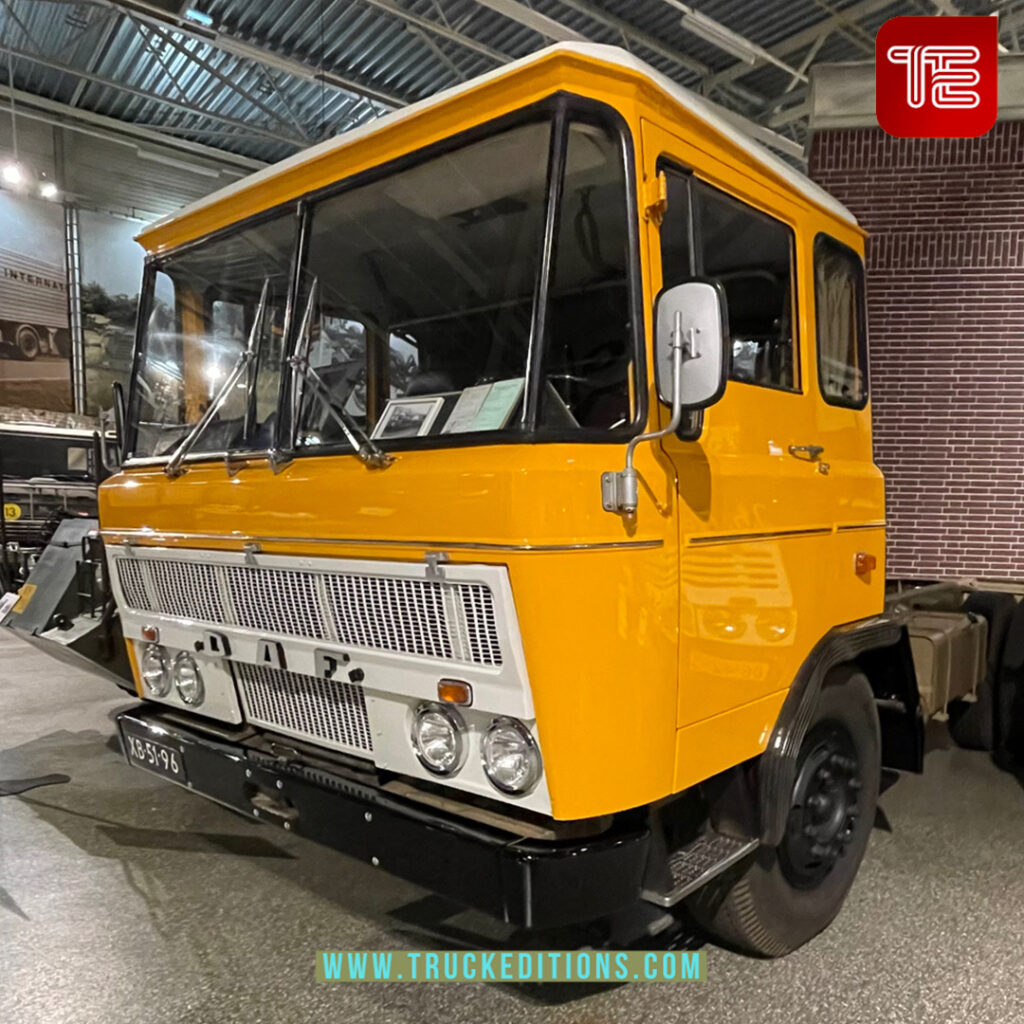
(101, 529, 664, 553)
(687, 527, 833, 547)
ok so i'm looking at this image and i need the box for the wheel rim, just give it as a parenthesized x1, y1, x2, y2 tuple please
(16, 326, 40, 358)
(778, 720, 863, 889)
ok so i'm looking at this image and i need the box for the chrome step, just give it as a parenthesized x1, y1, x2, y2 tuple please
(642, 832, 759, 908)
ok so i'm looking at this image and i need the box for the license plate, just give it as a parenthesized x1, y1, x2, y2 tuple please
(123, 728, 187, 784)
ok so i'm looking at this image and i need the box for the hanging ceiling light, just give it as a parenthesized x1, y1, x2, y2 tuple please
(39, 179, 58, 200)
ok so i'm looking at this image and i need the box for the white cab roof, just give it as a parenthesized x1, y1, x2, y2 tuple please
(143, 42, 856, 240)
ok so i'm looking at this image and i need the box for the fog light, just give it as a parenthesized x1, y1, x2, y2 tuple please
(482, 718, 541, 794)
(140, 643, 170, 697)
(411, 703, 465, 775)
(172, 652, 205, 706)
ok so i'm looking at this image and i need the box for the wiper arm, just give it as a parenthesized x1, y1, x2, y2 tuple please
(164, 279, 270, 479)
(286, 279, 393, 470)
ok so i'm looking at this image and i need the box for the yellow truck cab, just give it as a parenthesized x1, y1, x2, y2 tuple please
(103, 42, 925, 956)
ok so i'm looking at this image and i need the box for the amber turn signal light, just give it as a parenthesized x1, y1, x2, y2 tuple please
(141, 624, 160, 642)
(854, 552, 877, 576)
(438, 680, 472, 706)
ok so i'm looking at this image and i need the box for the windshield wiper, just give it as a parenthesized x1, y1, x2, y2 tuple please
(285, 279, 393, 470)
(164, 279, 270, 479)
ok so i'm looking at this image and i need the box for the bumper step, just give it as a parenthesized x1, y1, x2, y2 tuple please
(642, 832, 759, 908)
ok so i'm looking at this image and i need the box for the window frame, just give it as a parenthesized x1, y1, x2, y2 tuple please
(280, 94, 646, 459)
(124, 205, 303, 463)
(124, 95, 645, 467)
(655, 160, 803, 442)
(692, 177, 801, 397)
(813, 232, 869, 411)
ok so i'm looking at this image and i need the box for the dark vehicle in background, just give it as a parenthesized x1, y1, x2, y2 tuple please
(1, 419, 132, 691)
(0, 422, 113, 588)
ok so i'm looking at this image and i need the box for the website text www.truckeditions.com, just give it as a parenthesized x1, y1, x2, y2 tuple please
(316, 950, 706, 983)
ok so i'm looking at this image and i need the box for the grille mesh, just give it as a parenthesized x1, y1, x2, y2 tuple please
(114, 556, 503, 666)
(149, 560, 225, 622)
(235, 662, 372, 753)
(324, 574, 452, 660)
(228, 566, 327, 640)
(116, 558, 149, 610)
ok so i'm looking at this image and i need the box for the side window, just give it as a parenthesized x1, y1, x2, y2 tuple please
(695, 182, 798, 392)
(658, 168, 695, 288)
(814, 235, 868, 408)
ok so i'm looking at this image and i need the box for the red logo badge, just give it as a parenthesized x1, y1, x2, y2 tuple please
(876, 16, 998, 137)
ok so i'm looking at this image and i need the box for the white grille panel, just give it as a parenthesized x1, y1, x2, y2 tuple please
(324, 575, 452, 660)
(149, 560, 225, 622)
(116, 558, 149, 610)
(457, 584, 502, 666)
(235, 662, 372, 753)
(113, 556, 503, 667)
(228, 566, 327, 640)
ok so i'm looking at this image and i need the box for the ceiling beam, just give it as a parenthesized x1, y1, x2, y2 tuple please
(656, 0, 809, 84)
(74, 0, 405, 107)
(0, 40, 308, 147)
(704, 0, 897, 93)
(0, 80, 264, 170)
(469, 0, 586, 43)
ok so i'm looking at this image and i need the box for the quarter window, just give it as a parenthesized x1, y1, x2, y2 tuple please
(814, 234, 868, 408)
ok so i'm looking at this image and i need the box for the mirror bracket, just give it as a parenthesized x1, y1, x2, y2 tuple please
(602, 311, 689, 517)
(601, 278, 727, 518)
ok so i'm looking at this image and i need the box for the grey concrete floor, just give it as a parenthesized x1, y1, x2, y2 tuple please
(4, 628, 1024, 1024)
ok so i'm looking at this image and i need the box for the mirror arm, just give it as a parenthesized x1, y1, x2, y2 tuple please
(602, 311, 688, 516)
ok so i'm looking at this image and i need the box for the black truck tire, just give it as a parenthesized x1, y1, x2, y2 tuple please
(949, 591, 1016, 752)
(687, 666, 880, 957)
(993, 601, 1024, 770)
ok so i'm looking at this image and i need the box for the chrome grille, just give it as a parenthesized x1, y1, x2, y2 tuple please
(235, 662, 372, 754)
(114, 555, 503, 666)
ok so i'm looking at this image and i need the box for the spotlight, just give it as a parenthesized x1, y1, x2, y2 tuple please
(39, 180, 58, 200)
(2, 162, 24, 186)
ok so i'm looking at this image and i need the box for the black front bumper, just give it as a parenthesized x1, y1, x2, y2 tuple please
(117, 707, 651, 930)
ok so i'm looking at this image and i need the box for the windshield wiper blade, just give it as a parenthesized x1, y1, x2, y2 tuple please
(164, 279, 270, 479)
(286, 279, 393, 470)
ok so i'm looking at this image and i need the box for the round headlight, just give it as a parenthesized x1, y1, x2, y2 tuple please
(482, 718, 541, 794)
(172, 653, 205, 706)
(411, 703, 465, 775)
(140, 643, 170, 697)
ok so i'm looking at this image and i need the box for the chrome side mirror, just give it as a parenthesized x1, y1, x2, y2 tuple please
(654, 280, 729, 410)
(601, 279, 729, 516)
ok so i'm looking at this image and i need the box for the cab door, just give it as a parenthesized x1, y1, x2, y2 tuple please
(641, 120, 837, 732)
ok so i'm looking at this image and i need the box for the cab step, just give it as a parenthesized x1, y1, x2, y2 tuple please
(641, 832, 759, 908)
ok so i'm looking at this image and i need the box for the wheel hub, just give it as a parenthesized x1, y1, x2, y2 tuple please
(779, 722, 862, 889)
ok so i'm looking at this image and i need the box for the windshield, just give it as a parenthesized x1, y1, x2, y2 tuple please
(131, 216, 295, 459)
(127, 105, 637, 461)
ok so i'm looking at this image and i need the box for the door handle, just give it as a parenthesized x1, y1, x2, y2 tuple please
(788, 444, 824, 461)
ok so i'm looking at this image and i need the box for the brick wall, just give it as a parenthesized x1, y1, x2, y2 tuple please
(809, 122, 1024, 580)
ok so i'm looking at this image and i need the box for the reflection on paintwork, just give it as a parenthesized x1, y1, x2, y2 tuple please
(679, 541, 797, 726)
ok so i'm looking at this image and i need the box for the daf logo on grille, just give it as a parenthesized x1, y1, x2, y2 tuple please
(257, 639, 287, 670)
